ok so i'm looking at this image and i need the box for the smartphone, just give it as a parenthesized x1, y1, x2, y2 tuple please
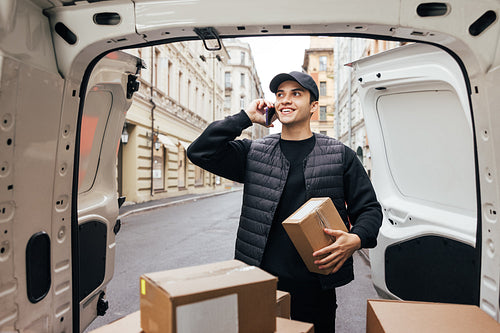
(265, 106, 276, 126)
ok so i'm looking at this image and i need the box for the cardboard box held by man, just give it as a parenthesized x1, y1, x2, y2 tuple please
(282, 197, 347, 275)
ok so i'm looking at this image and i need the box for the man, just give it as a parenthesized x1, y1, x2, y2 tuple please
(187, 71, 382, 332)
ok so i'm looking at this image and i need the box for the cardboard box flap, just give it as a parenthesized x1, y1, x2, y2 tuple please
(367, 299, 500, 333)
(316, 197, 347, 232)
(284, 197, 347, 231)
(289, 200, 324, 220)
(144, 259, 247, 281)
(276, 317, 314, 332)
(143, 260, 276, 298)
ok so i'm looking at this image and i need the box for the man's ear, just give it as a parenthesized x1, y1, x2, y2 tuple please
(310, 100, 319, 114)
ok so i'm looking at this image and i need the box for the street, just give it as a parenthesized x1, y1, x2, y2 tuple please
(86, 190, 380, 332)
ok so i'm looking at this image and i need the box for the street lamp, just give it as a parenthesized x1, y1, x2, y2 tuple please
(200, 54, 221, 62)
(146, 127, 162, 150)
(199, 54, 222, 122)
(121, 123, 129, 144)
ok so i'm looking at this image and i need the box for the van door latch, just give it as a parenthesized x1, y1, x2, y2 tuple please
(97, 291, 109, 316)
(127, 75, 140, 99)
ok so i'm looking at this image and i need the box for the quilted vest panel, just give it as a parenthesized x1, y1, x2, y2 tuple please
(235, 133, 354, 288)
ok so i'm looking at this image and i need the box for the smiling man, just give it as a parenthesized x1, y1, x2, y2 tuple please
(187, 71, 382, 332)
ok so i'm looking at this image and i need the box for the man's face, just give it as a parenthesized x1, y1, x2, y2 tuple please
(275, 80, 318, 127)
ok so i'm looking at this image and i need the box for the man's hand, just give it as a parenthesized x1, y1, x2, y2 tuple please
(313, 229, 361, 274)
(245, 99, 275, 127)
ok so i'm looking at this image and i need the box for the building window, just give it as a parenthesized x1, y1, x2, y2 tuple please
(201, 93, 205, 118)
(167, 61, 172, 96)
(187, 80, 191, 109)
(153, 147, 164, 191)
(241, 51, 245, 65)
(154, 48, 160, 87)
(225, 72, 231, 88)
(225, 95, 231, 109)
(177, 145, 187, 188)
(195, 166, 204, 186)
(240, 73, 245, 87)
(320, 81, 327, 96)
(320, 106, 327, 121)
(178, 71, 183, 102)
(240, 97, 245, 109)
(356, 146, 364, 163)
(319, 56, 327, 71)
(194, 87, 198, 111)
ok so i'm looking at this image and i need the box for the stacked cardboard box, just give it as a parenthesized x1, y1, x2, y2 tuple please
(89, 263, 313, 333)
(282, 197, 347, 275)
(89, 311, 142, 333)
(140, 260, 277, 333)
(90, 310, 314, 333)
(276, 317, 314, 333)
(367, 299, 500, 332)
(276, 290, 291, 319)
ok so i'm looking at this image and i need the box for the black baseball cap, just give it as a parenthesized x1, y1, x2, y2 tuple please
(269, 71, 319, 101)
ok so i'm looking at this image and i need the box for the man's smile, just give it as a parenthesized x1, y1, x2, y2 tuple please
(280, 108, 294, 114)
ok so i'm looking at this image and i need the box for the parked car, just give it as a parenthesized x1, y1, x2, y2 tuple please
(1, 1, 499, 332)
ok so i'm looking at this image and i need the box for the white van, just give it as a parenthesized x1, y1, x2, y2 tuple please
(1, 1, 499, 332)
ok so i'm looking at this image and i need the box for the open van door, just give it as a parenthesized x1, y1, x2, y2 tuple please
(77, 51, 142, 331)
(0, 34, 140, 332)
(352, 44, 480, 305)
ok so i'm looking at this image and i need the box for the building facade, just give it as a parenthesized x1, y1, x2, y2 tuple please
(334, 38, 403, 177)
(223, 38, 267, 140)
(119, 40, 264, 204)
(302, 37, 336, 137)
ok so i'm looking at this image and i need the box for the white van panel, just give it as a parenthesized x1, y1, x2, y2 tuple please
(376, 89, 475, 212)
(0, 54, 71, 333)
(77, 51, 139, 332)
(353, 43, 480, 306)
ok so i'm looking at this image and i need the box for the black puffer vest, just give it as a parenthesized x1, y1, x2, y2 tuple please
(235, 133, 354, 289)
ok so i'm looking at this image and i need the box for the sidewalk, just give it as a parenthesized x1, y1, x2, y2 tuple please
(118, 186, 243, 219)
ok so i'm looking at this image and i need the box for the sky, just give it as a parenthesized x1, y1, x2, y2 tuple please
(243, 36, 311, 101)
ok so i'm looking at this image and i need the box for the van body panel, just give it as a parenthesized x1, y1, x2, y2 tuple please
(1, 0, 500, 331)
(352, 42, 499, 319)
(77, 51, 141, 331)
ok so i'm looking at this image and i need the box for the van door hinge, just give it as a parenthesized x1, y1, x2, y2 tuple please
(127, 75, 140, 99)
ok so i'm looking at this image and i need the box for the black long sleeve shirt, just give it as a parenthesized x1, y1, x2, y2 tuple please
(187, 111, 382, 282)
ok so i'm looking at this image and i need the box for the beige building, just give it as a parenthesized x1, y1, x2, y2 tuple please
(119, 40, 264, 204)
(223, 38, 267, 140)
(302, 37, 336, 137)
